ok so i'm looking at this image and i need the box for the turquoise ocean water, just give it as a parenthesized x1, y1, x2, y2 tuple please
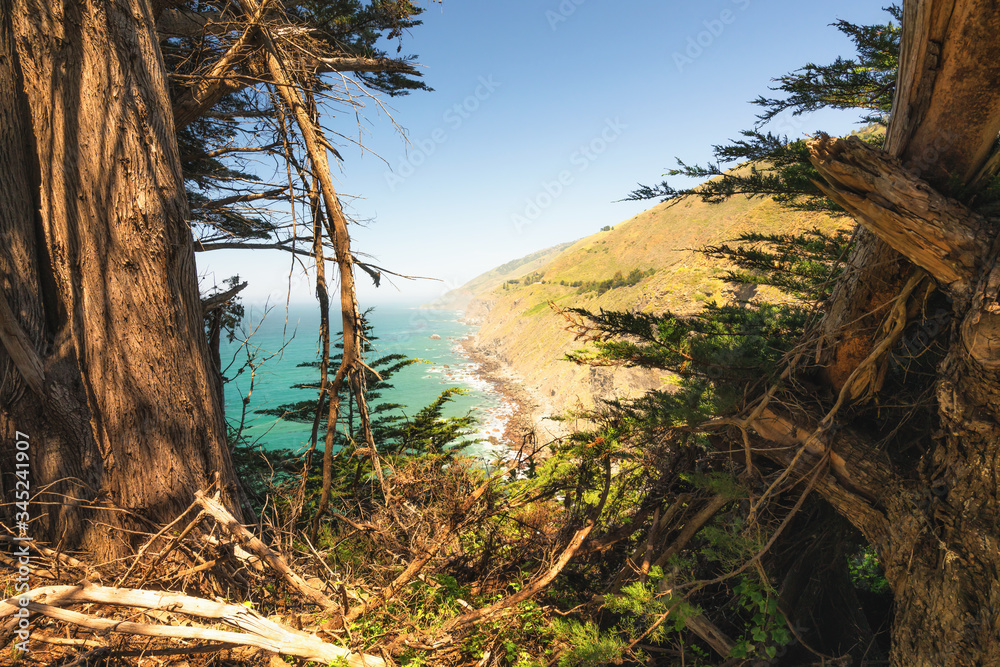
(220, 305, 511, 461)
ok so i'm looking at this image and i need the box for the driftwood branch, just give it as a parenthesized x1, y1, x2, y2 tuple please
(808, 135, 990, 300)
(194, 491, 339, 611)
(0, 585, 383, 666)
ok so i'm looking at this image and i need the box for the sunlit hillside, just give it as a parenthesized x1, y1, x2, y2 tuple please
(443, 192, 849, 437)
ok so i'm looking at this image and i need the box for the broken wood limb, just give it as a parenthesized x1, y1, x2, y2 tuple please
(194, 186, 289, 211)
(808, 135, 990, 301)
(744, 406, 938, 593)
(0, 585, 383, 666)
(445, 459, 613, 632)
(685, 613, 736, 660)
(344, 455, 524, 623)
(194, 491, 339, 611)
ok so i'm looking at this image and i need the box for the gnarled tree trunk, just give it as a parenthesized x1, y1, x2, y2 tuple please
(749, 2, 1000, 663)
(0, 0, 241, 560)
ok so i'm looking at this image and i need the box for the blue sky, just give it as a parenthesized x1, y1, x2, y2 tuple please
(198, 1, 895, 308)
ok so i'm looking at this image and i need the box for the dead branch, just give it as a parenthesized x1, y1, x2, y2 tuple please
(0, 585, 383, 666)
(202, 281, 249, 314)
(194, 491, 339, 611)
(194, 186, 289, 210)
(652, 493, 729, 577)
(344, 456, 524, 623)
(685, 613, 736, 660)
(445, 458, 614, 631)
(171, 0, 274, 130)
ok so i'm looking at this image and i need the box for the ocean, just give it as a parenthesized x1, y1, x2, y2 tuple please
(220, 305, 511, 461)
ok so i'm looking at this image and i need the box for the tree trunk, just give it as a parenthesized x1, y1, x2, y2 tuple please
(752, 132, 1000, 665)
(0, 0, 240, 560)
(745, 2, 1000, 664)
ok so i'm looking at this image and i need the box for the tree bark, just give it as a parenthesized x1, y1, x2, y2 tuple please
(738, 3, 1000, 664)
(802, 134, 1000, 666)
(815, 0, 1000, 396)
(759, 2, 1000, 659)
(1, 0, 240, 559)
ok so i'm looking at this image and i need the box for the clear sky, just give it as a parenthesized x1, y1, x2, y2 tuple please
(198, 1, 895, 309)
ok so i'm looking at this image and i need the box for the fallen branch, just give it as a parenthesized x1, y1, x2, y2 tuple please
(653, 493, 729, 579)
(0, 585, 383, 667)
(444, 457, 614, 631)
(345, 455, 525, 623)
(194, 491, 339, 611)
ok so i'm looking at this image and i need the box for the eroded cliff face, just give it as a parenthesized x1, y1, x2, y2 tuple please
(464, 293, 664, 442)
(448, 194, 848, 443)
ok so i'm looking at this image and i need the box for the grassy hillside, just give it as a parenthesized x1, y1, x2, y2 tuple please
(422, 241, 575, 311)
(446, 192, 849, 440)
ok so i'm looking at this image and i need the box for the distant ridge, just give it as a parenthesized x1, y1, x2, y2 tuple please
(422, 241, 576, 311)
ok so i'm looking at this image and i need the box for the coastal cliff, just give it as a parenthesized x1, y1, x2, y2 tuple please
(434, 193, 847, 444)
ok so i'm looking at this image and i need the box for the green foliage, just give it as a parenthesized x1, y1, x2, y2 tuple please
(256, 314, 412, 438)
(573, 268, 656, 296)
(165, 1, 431, 260)
(751, 6, 901, 127)
(702, 227, 851, 300)
(235, 310, 480, 526)
(389, 387, 478, 459)
(565, 300, 809, 425)
(729, 577, 792, 660)
(286, 0, 431, 97)
(203, 274, 247, 344)
(551, 619, 626, 667)
(256, 310, 476, 460)
(848, 545, 890, 594)
(536, 13, 898, 662)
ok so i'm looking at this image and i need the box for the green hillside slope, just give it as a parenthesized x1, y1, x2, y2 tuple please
(422, 241, 576, 311)
(446, 193, 848, 441)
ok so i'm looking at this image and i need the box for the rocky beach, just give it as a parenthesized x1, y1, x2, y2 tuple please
(456, 333, 568, 456)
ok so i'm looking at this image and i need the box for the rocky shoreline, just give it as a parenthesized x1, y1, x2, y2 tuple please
(457, 335, 563, 455)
